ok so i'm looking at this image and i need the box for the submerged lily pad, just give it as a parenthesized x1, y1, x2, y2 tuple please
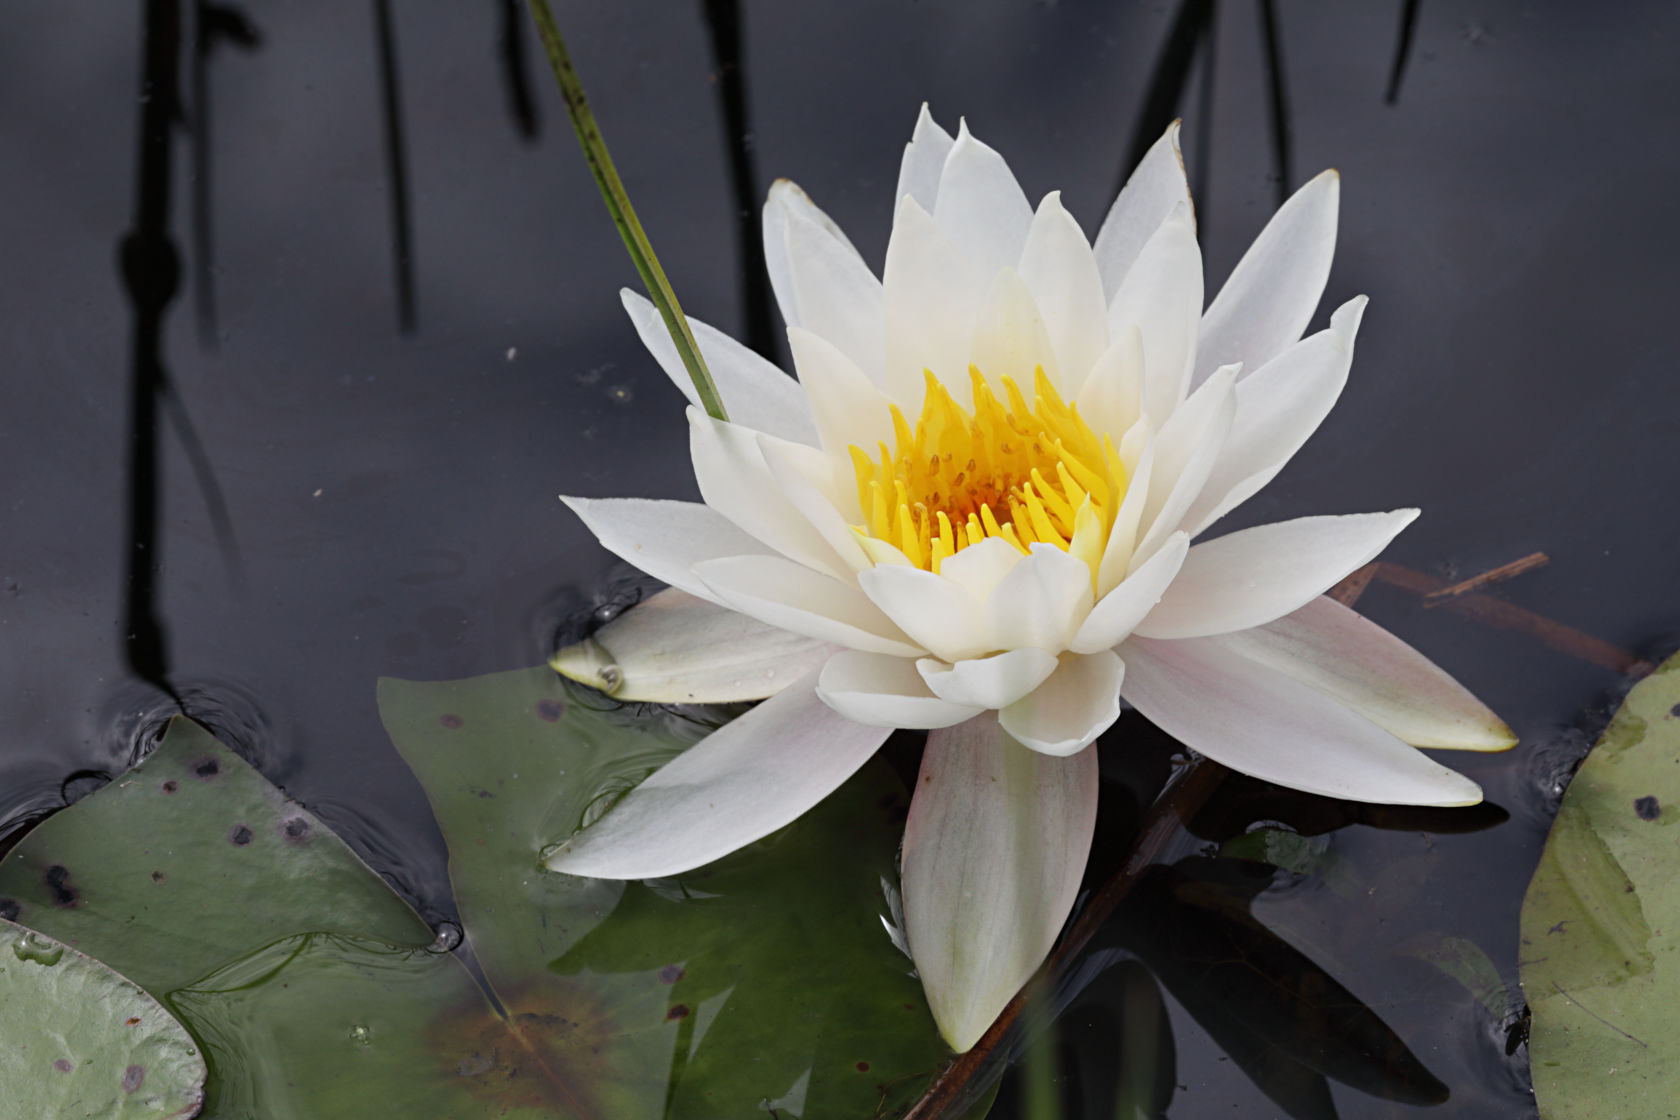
(0, 716, 434, 995)
(379, 667, 953, 1118)
(1520, 652, 1680, 1117)
(0, 917, 206, 1119)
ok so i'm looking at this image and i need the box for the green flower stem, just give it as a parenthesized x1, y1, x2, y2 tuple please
(524, 0, 729, 422)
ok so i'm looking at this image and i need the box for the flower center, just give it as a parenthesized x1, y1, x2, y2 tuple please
(848, 365, 1126, 580)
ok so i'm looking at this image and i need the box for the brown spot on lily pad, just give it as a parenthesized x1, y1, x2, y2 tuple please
(53, 1059, 73, 1073)
(160, 779, 178, 794)
(666, 1004, 689, 1021)
(439, 713, 464, 729)
(856, 1060, 870, 1072)
(536, 698, 564, 722)
(1636, 795, 1662, 821)
(121, 1064, 145, 1092)
(45, 865, 77, 908)
(193, 758, 220, 780)
(0, 898, 18, 921)
(657, 964, 684, 984)
(229, 824, 254, 846)
(283, 817, 312, 844)
(150, 871, 165, 883)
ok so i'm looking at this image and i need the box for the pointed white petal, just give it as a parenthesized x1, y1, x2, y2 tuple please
(998, 650, 1124, 756)
(1213, 596, 1517, 750)
(1093, 121, 1192, 299)
(695, 554, 924, 657)
(757, 433, 872, 573)
(983, 544, 1095, 652)
(1135, 510, 1419, 640)
(1095, 423, 1154, 597)
(551, 589, 838, 702)
(1070, 532, 1189, 654)
(1018, 192, 1109, 391)
(902, 716, 1099, 1052)
(882, 195, 987, 406)
(1196, 170, 1339, 387)
(764, 181, 887, 386)
(689, 411, 852, 580)
(621, 290, 817, 445)
(1108, 207, 1203, 427)
(1181, 296, 1367, 537)
(1131, 365, 1237, 566)
(817, 649, 981, 729)
(937, 537, 1027, 604)
(1072, 327, 1143, 446)
(786, 326, 894, 474)
(895, 103, 956, 213)
(1119, 636, 1484, 805)
(858, 564, 988, 664)
(969, 267, 1061, 392)
(919, 648, 1060, 710)
(932, 120, 1035, 276)
(562, 496, 769, 606)
(545, 668, 890, 878)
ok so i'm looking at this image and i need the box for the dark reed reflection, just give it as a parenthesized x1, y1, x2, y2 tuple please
(374, 0, 417, 332)
(1123, 0, 1216, 211)
(1257, 0, 1293, 205)
(1386, 0, 1423, 104)
(497, 0, 540, 140)
(189, 1, 260, 348)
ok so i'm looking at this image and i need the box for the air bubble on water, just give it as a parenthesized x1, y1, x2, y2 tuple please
(428, 921, 463, 953)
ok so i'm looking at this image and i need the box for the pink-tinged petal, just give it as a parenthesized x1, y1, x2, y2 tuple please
(918, 648, 1060, 710)
(550, 588, 838, 703)
(983, 544, 1095, 653)
(1073, 327, 1143, 447)
(620, 290, 816, 446)
(1131, 366, 1237, 566)
(763, 181, 886, 386)
(561, 496, 769, 607)
(1070, 532, 1189, 654)
(858, 564, 988, 664)
(883, 195, 988, 407)
(545, 668, 890, 879)
(969, 267, 1061, 393)
(1093, 121, 1192, 300)
(1196, 170, 1339, 388)
(787, 328, 895, 475)
(695, 554, 924, 657)
(1134, 510, 1418, 640)
(689, 411, 853, 581)
(1018, 192, 1109, 392)
(1182, 297, 1367, 538)
(894, 103, 956, 214)
(757, 434, 872, 573)
(998, 650, 1124, 756)
(1108, 206, 1202, 427)
(1119, 636, 1484, 805)
(902, 715, 1099, 1052)
(1212, 596, 1517, 750)
(817, 650, 981, 729)
(932, 120, 1035, 276)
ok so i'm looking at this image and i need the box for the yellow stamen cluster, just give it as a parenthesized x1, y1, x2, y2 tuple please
(849, 366, 1126, 584)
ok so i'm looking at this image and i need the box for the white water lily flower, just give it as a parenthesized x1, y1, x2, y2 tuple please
(547, 108, 1515, 1053)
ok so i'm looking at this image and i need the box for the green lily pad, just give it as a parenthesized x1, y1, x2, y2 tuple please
(0, 716, 434, 995)
(379, 668, 953, 1117)
(0, 917, 206, 1118)
(1520, 652, 1680, 1116)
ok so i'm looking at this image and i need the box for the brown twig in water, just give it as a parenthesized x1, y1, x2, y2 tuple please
(903, 757, 1227, 1120)
(1422, 551, 1549, 603)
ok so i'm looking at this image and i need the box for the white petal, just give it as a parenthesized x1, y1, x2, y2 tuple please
(894, 103, 956, 214)
(1131, 365, 1237, 566)
(1095, 423, 1154, 597)
(1018, 192, 1109, 392)
(983, 544, 1095, 652)
(1181, 296, 1367, 537)
(858, 564, 988, 664)
(932, 120, 1035, 276)
(998, 650, 1125, 756)
(689, 411, 852, 580)
(545, 668, 890, 878)
(764, 181, 886, 386)
(936, 537, 1026, 603)
(882, 195, 987, 406)
(1213, 596, 1517, 750)
(562, 496, 769, 607)
(621, 290, 816, 446)
(817, 649, 981, 729)
(757, 433, 872, 573)
(902, 716, 1099, 1052)
(1093, 121, 1192, 299)
(1134, 510, 1420, 640)
(1108, 207, 1203, 427)
(1119, 636, 1484, 805)
(969, 267, 1060, 393)
(786, 327, 894, 476)
(919, 648, 1060, 710)
(695, 554, 924, 657)
(1072, 327, 1143, 445)
(1070, 532, 1189, 654)
(1196, 170, 1339, 388)
(550, 588, 838, 702)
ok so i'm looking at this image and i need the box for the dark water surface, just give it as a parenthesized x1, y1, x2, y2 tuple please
(4, 2, 1679, 1117)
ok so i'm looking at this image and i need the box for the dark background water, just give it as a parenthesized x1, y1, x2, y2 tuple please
(4, 2, 1678, 1116)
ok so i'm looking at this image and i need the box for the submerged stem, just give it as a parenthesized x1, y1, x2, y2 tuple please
(523, 0, 728, 422)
